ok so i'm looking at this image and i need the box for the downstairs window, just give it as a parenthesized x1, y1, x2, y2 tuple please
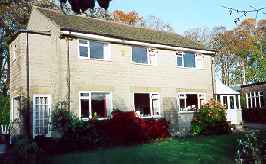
(80, 92, 112, 120)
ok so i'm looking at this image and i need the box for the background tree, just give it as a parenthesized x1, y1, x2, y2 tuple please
(112, 10, 143, 26)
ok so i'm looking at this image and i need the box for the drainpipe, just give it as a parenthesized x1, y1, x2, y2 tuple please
(211, 56, 215, 98)
(66, 32, 71, 111)
(26, 32, 30, 138)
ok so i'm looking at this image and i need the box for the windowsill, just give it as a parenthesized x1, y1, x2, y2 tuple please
(176, 66, 205, 70)
(178, 110, 196, 113)
(132, 62, 153, 66)
(79, 57, 112, 62)
(140, 115, 162, 119)
(81, 117, 109, 121)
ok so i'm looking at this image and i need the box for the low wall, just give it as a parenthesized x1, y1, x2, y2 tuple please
(163, 111, 195, 135)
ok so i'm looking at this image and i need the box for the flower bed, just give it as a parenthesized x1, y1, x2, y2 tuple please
(36, 110, 170, 154)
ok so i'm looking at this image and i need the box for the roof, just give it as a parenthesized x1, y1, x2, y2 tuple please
(37, 7, 205, 50)
(241, 81, 266, 88)
(215, 80, 240, 95)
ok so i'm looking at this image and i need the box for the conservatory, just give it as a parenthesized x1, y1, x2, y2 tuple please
(215, 80, 242, 125)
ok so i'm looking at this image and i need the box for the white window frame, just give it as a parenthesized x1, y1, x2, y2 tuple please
(32, 94, 52, 138)
(177, 92, 206, 112)
(79, 91, 113, 121)
(133, 92, 161, 118)
(78, 39, 111, 61)
(131, 47, 157, 65)
(176, 51, 199, 69)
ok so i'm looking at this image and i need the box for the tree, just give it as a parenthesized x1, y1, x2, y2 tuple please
(142, 15, 175, 32)
(112, 10, 143, 26)
(210, 18, 266, 85)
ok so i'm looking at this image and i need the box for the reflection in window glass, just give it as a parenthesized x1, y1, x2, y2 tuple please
(90, 41, 104, 59)
(132, 47, 148, 64)
(183, 52, 195, 68)
(230, 96, 234, 109)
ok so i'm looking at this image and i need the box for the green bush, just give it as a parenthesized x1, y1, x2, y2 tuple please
(0, 95, 10, 125)
(191, 99, 230, 136)
(51, 101, 83, 136)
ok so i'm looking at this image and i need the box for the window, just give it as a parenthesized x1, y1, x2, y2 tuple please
(236, 95, 240, 109)
(134, 93, 160, 117)
(184, 52, 196, 68)
(176, 53, 183, 66)
(230, 96, 235, 109)
(33, 95, 51, 137)
(223, 96, 228, 107)
(176, 52, 197, 68)
(252, 92, 256, 108)
(177, 93, 206, 112)
(259, 92, 264, 108)
(132, 46, 148, 64)
(79, 39, 110, 60)
(80, 92, 112, 120)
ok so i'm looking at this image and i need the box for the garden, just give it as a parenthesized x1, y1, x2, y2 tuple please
(1, 99, 266, 163)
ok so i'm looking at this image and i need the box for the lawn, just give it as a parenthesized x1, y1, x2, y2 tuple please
(41, 134, 238, 164)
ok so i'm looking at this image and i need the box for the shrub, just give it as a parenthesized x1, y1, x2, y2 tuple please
(0, 95, 10, 125)
(191, 99, 230, 135)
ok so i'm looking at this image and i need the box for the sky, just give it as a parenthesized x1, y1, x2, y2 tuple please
(109, 0, 266, 34)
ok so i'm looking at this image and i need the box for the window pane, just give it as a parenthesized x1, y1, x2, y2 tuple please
(236, 96, 239, 109)
(132, 47, 148, 64)
(91, 93, 109, 118)
(230, 96, 234, 109)
(151, 94, 160, 115)
(80, 92, 90, 97)
(183, 52, 195, 68)
(134, 93, 150, 116)
(179, 99, 185, 109)
(79, 46, 88, 57)
(186, 94, 198, 110)
(216, 95, 220, 102)
(223, 96, 228, 108)
(176, 55, 183, 66)
(90, 41, 104, 59)
(261, 95, 264, 107)
(81, 99, 90, 118)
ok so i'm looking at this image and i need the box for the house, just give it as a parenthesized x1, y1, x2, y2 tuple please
(215, 80, 242, 125)
(9, 7, 216, 137)
(241, 82, 266, 123)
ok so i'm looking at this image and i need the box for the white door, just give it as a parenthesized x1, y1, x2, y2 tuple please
(33, 95, 52, 137)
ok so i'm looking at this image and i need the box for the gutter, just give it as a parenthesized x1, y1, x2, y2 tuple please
(60, 30, 216, 55)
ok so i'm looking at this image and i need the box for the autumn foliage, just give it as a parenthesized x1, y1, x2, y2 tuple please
(112, 10, 143, 25)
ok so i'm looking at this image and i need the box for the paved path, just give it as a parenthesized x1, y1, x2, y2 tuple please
(243, 123, 266, 131)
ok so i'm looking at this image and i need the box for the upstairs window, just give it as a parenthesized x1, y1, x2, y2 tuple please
(132, 46, 148, 64)
(79, 39, 111, 60)
(183, 52, 196, 68)
(176, 52, 198, 68)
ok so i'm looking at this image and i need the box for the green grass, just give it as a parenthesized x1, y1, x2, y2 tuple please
(42, 135, 238, 164)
